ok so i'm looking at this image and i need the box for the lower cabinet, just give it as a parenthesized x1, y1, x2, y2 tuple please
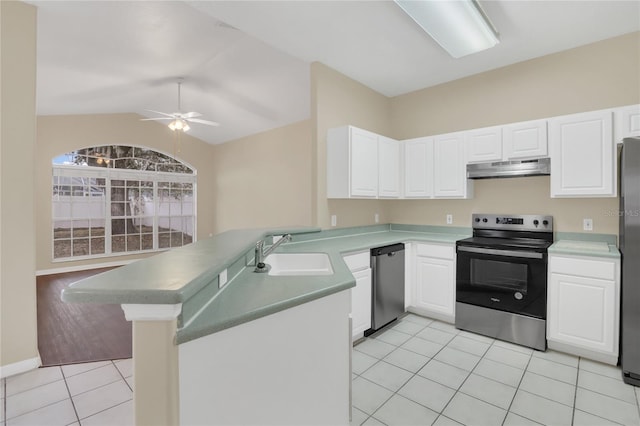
(343, 251, 372, 340)
(547, 254, 620, 365)
(351, 268, 372, 339)
(409, 243, 456, 323)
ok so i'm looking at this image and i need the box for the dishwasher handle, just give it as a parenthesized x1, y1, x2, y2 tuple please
(371, 243, 405, 257)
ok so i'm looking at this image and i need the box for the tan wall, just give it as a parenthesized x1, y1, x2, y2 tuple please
(1, 1, 39, 369)
(210, 120, 313, 232)
(311, 62, 392, 229)
(388, 32, 640, 234)
(36, 113, 216, 272)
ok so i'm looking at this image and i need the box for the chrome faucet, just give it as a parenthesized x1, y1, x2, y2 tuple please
(254, 234, 292, 273)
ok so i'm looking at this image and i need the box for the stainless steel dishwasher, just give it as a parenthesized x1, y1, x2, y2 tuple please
(367, 243, 405, 335)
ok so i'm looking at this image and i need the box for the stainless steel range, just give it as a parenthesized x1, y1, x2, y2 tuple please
(455, 214, 553, 351)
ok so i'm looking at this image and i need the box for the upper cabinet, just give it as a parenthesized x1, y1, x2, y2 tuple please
(503, 119, 548, 160)
(614, 104, 640, 143)
(327, 126, 400, 199)
(378, 135, 401, 198)
(403, 137, 433, 198)
(466, 126, 503, 163)
(434, 132, 473, 198)
(549, 109, 615, 198)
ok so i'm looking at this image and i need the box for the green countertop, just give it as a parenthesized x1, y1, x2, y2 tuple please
(61, 223, 470, 345)
(550, 232, 620, 259)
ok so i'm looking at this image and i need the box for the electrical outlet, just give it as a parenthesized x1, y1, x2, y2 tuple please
(219, 269, 228, 288)
(331, 215, 337, 227)
(446, 214, 453, 225)
(374, 213, 379, 223)
(583, 218, 593, 231)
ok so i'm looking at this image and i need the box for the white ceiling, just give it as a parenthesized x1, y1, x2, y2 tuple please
(32, 1, 640, 145)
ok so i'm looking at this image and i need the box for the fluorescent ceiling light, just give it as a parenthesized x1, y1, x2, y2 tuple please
(395, 0, 499, 58)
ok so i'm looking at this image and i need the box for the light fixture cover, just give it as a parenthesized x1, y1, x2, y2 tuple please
(395, 0, 499, 58)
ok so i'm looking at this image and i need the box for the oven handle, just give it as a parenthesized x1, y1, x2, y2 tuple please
(457, 246, 544, 259)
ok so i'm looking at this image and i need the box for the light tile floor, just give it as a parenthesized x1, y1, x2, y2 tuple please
(352, 314, 640, 426)
(1, 359, 133, 426)
(3, 313, 640, 426)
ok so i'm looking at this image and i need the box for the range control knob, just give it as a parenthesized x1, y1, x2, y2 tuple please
(543, 220, 549, 226)
(482, 218, 488, 223)
(496, 218, 500, 224)
(475, 217, 480, 223)
(533, 219, 539, 226)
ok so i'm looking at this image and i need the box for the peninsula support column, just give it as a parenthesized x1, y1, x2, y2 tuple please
(122, 304, 182, 426)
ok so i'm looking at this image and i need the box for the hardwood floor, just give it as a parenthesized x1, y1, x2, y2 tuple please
(37, 267, 132, 366)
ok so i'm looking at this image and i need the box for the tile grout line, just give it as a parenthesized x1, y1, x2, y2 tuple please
(60, 365, 81, 425)
(112, 360, 133, 392)
(501, 348, 534, 426)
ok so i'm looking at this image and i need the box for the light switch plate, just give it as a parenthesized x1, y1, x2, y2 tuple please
(374, 213, 379, 223)
(583, 218, 593, 231)
(331, 215, 337, 227)
(446, 214, 453, 225)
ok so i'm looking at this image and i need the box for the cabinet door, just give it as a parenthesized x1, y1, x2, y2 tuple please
(614, 104, 640, 143)
(503, 119, 548, 160)
(378, 136, 401, 198)
(351, 268, 372, 339)
(548, 272, 616, 354)
(403, 137, 433, 198)
(433, 132, 469, 198)
(350, 128, 378, 197)
(414, 255, 455, 320)
(550, 110, 615, 197)
(466, 126, 502, 163)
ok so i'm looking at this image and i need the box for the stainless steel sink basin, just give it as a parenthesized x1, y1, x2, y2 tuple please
(265, 253, 334, 276)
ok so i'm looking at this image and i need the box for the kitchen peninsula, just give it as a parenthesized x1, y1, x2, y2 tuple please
(62, 224, 469, 425)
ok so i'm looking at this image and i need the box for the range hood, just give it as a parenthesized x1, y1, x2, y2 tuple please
(467, 158, 551, 179)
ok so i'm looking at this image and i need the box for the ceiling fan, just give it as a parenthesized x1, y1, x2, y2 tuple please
(141, 79, 220, 132)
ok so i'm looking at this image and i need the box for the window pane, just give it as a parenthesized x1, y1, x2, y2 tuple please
(72, 239, 90, 257)
(90, 220, 105, 237)
(91, 238, 105, 255)
(54, 240, 71, 258)
(159, 233, 171, 249)
(53, 221, 71, 239)
(141, 233, 153, 250)
(170, 232, 183, 247)
(126, 235, 141, 252)
(112, 235, 126, 253)
(112, 219, 126, 235)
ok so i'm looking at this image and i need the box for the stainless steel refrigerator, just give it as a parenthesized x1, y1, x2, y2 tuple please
(621, 136, 640, 386)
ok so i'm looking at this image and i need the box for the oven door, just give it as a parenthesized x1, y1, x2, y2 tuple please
(456, 245, 547, 319)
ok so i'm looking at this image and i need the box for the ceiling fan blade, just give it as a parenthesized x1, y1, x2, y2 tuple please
(140, 117, 174, 121)
(181, 111, 202, 119)
(144, 109, 176, 118)
(186, 118, 220, 127)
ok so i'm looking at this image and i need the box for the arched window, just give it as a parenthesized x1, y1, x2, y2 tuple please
(52, 145, 196, 260)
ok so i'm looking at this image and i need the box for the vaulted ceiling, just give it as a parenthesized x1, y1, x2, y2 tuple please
(32, 1, 640, 145)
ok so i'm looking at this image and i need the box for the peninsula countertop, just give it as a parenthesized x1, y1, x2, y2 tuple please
(61, 224, 470, 344)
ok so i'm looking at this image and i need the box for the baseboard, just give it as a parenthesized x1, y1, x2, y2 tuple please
(36, 259, 136, 276)
(0, 355, 42, 379)
(548, 339, 619, 366)
(407, 306, 455, 325)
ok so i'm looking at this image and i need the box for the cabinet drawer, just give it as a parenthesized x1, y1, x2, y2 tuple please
(416, 243, 454, 260)
(550, 256, 615, 281)
(343, 251, 370, 272)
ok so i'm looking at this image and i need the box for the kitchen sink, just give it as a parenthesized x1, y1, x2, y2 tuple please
(265, 253, 334, 276)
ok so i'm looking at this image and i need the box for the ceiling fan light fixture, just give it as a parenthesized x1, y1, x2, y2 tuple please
(394, 0, 499, 58)
(169, 119, 190, 132)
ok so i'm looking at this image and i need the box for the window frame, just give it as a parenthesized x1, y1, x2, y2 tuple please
(52, 164, 197, 262)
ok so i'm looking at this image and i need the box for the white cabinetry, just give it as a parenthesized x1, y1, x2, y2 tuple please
(503, 119, 548, 160)
(549, 110, 616, 197)
(466, 126, 502, 163)
(409, 243, 456, 323)
(547, 254, 620, 365)
(343, 251, 371, 340)
(403, 137, 433, 198)
(378, 135, 401, 198)
(327, 126, 400, 199)
(433, 132, 473, 198)
(614, 104, 640, 143)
